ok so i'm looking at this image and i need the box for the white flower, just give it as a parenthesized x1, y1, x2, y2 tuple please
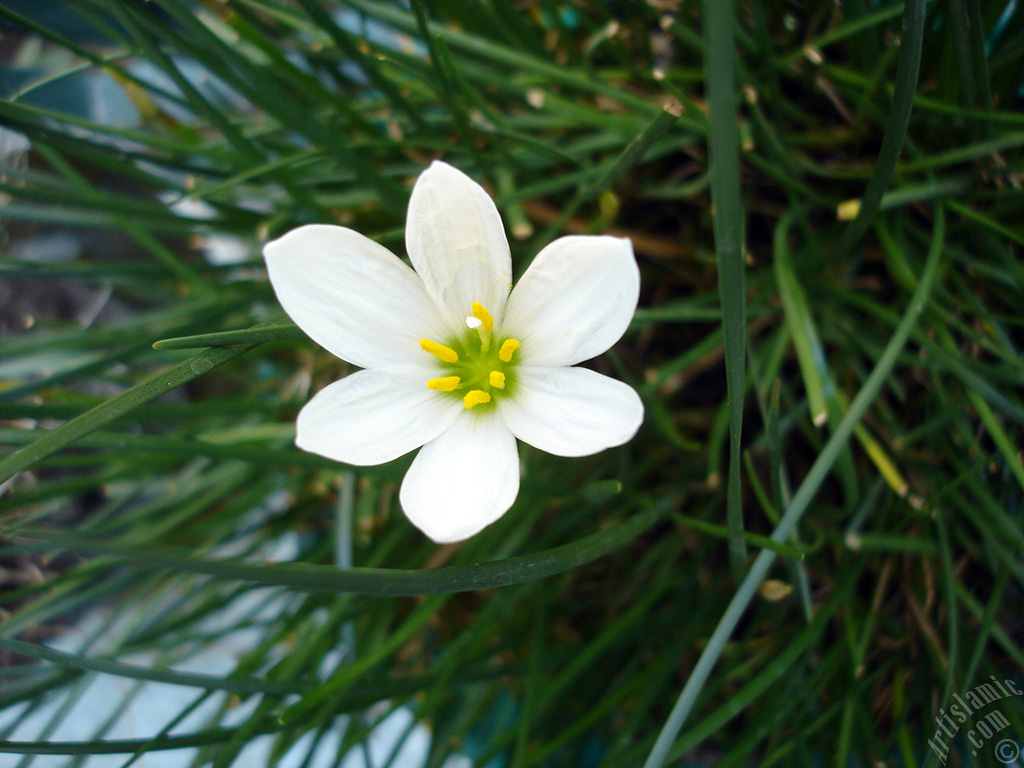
(263, 161, 643, 543)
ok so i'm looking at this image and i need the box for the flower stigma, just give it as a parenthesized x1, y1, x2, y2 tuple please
(420, 301, 520, 409)
(470, 302, 494, 332)
(467, 301, 494, 350)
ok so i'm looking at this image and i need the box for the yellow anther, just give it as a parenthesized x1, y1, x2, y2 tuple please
(420, 338, 459, 363)
(471, 302, 494, 333)
(489, 370, 506, 389)
(463, 390, 492, 409)
(427, 376, 461, 392)
(498, 338, 520, 363)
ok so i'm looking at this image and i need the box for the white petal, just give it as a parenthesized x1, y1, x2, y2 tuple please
(498, 366, 643, 457)
(406, 161, 512, 333)
(296, 366, 461, 466)
(502, 236, 639, 367)
(264, 224, 448, 370)
(399, 413, 520, 543)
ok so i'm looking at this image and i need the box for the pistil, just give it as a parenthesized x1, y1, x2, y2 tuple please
(467, 302, 494, 351)
(470, 302, 494, 332)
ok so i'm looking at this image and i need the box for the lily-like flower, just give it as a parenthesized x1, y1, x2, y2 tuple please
(264, 161, 643, 543)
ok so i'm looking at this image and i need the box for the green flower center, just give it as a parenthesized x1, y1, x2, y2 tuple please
(419, 302, 520, 410)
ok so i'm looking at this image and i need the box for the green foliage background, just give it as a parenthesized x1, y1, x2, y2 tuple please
(1, 0, 1023, 765)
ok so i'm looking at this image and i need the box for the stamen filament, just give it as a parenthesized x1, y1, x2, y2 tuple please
(471, 302, 494, 333)
(420, 338, 459, 363)
(427, 376, 461, 392)
(489, 370, 506, 389)
(498, 338, 520, 363)
(463, 390, 491, 409)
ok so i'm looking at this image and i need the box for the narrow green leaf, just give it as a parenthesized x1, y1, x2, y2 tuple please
(671, 512, 804, 560)
(773, 213, 829, 427)
(0, 639, 304, 696)
(704, 0, 747, 576)
(838, 0, 926, 251)
(0, 428, 342, 473)
(0, 724, 278, 756)
(10, 502, 668, 597)
(152, 324, 303, 350)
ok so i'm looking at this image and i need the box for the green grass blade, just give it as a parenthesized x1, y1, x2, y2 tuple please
(838, 0, 927, 251)
(0, 639, 303, 696)
(704, 0, 747, 576)
(9, 502, 668, 597)
(152, 323, 303, 349)
(773, 213, 828, 427)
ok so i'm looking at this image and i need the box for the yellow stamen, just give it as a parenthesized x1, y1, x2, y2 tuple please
(427, 376, 461, 392)
(498, 338, 520, 363)
(463, 390, 491, 409)
(471, 302, 494, 333)
(420, 338, 459, 363)
(489, 370, 506, 389)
